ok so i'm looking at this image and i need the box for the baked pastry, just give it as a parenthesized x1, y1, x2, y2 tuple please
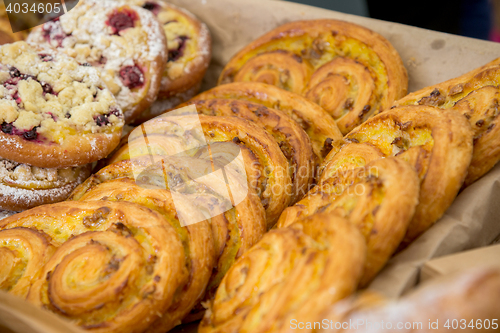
(321, 105, 474, 246)
(218, 19, 408, 134)
(320, 266, 500, 333)
(107, 113, 291, 227)
(199, 212, 366, 333)
(0, 201, 187, 333)
(0, 4, 27, 45)
(71, 156, 266, 325)
(189, 82, 343, 162)
(0, 41, 123, 168)
(277, 158, 420, 286)
(27, 0, 167, 123)
(173, 98, 315, 204)
(0, 158, 91, 211)
(125, 0, 212, 123)
(393, 58, 500, 186)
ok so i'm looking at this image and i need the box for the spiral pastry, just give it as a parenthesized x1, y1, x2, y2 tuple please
(173, 98, 315, 203)
(277, 158, 419, 286)
(107, 114, 291, 227)
(199, 212, 366, 333)
(71, 156, 266, 323)
(393, 58, 500, 186)
(320, 267, 500, 333)
(321, 105, 474, 246)
(0, 201, 186, 333)
(218, 19, 408, 134)
(189, 82, 343, 162)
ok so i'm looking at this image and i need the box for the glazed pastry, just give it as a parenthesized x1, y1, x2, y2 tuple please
(27, 0, 167, 123)
(0, 201, 187, 333)
(321, 105, 474, 246)
(71, 156, 266, 325)
(393, 58, 500, 186)
(125, 0, 212, 123)
(320, 267, 500, 333)
(107, 114, 291, 227)
(277, 158, 420, 286)
(0, 158, 91, 211)
(199, 212, 366, 333)
(174, 98, 315, 204)
(189, 82, 343, 162)
(218, 19, 408, 134)
(0, 41, 123, 168)
(68, 166, 215, 332)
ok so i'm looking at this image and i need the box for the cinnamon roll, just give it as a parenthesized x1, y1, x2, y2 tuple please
(188, 82, 343, 162)
(0, 201, 187, 333)
(218, 19, 408, 134)
(321, 105, 474, 246)
(393, 58, 500, 186)
(199, 212, 366, 333)
(277, 158, 420, 286)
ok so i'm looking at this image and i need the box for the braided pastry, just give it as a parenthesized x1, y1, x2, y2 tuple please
(218, 19, 408, 134)
(277, 158, 419, 286)
(173, 98, 315, 203)
(107, 113, 290, 227)
(188, 82, 343, 162)
(320, 267, 500, 333)
(393, 58, 500, 186)
(199, 212, 366, 333)
(0, 201, 187, 333)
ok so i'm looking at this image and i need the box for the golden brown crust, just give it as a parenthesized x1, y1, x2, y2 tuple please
(189, 82, 343, 162)
(174, 98, 315, 204)
(320, 267, 500, 333)
(277, 158, 420, 286)
(1, 200, 186, 333)
(218, 19, 408, 134)
(0, 162, 92, 211)
(199, 212, 366, 333)
(321, 105, 474, 246)
(394, 58, 500, 186)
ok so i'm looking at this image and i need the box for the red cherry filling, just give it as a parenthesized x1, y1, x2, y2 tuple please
(168, 36, 189, 62)
(42, 19, 68, 47)
(119, 65, 144, 89)
(142, 2, 161, 15)
(107, 8, 138, 35)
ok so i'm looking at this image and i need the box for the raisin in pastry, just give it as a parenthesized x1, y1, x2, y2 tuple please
(27, 0, 168, 123)
(0, 41, 123, 168)
(126, 0, 212, 123)
(0, 158, 91, 211)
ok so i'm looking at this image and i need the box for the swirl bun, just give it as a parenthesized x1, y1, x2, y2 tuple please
(219, 19, 408, 134)
(394, 58, 500, 186)
(189, 82, 343, 162)
(0, 201, 186, 333)
(278, 158, 420, 286)
(321, 105, 474, 245)
(199, 212, 366, 333)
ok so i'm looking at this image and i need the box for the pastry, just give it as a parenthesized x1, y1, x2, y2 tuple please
(173, 98, 315, 204)
(218, 19, 408, 134)
(393, 58, 500, 186)
(320, 267, 500, 333)
(107, 113, 291, 227)
(0, 41, 123, 168)
(0, 201, 187, 333)
(27, 0, 167, 123)
(0, 158, 91, 211)
(321, 105, 474, 246)
(277, 157, 420, 286)
(188, 81, 343, 162)
(125, 0, 212, 123)
(199, 212, 366, 333)
(0, 4, 27, 45)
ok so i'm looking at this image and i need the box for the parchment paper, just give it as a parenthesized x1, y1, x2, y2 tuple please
(3, 0, 500, 332)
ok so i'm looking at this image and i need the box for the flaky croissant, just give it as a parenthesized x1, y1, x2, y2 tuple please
(393, 58, 500, 186)
(218, 19, 408, 134)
